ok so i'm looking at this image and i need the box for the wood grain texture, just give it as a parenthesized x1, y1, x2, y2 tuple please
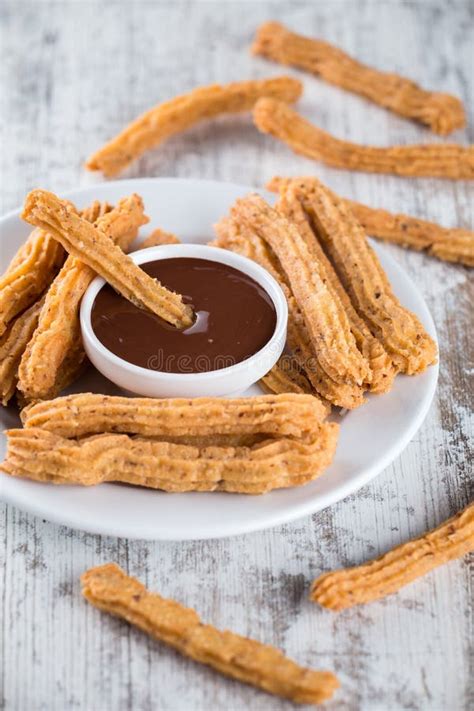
(0, 1, 473, 709)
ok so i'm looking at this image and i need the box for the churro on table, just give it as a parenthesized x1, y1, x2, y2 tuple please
(21, 189, 193, 328)
(86, 76, 303, 177)
(253, 99, 474, 180)
(81, 564, 339, 704)
(252, 21, 465, 135)
(311, 502, 474, 609)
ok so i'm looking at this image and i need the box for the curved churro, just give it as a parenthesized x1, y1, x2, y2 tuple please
(311, 502, 474, 609)
(18, 194, 149, 401)
(86, 77, 303, 177)
(254, 99, 474, 180)
(260, 355, 315, 396)
(214, 214, 366, 408)
(0, 297, 44, 405)
(22, 189, 193, 328)
(252, 21, 465, 135)
(21, 392, 328, 439)
(230, 195, 370, 388)
(289, 178, 437, 374)
(2, 424, 339, 494)
(81, 564, 339, 704)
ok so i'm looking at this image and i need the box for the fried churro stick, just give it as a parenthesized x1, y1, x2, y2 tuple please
(311, 502, 474, 609)
(254, 99, 474, 180)
(345, 199, 474, 267)
(252, 22, 465, 136)
(22, 190, 193, 328)
(139, 227, 180, 249)
(260, 355, 314, 396)
(272, 181, 397, 394)
(17, 195, 149, 401)
(214, 215, 365, 409)
(21, 392, 328, 439)
(82, 564, 339, 704)
(0, 298, 44, 405)
(230, 195, 370, 388)
(287, 177, 438, 374)
(86, 77, 303, 177)
(2, 423, 338, 494)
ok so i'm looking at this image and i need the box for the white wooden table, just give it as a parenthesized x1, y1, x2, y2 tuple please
(1, 2, 472, 709)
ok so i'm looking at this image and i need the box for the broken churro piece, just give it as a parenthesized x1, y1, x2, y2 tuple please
(0, 298, 44, 405)
(86, 77, 303, 177)
(311, 502, 474, 609)
(81, 564, 339, 704)
(254, 99, 474, 180)
(17, 195, 149, 402)
(286, 178, 437, 374)
(230, 194, 370, 388)
(22, 189, 193, 328)
(345, 199, 474, 267)
(139, 227, 180, 249)
(252, 22, 465, 135)
(2, 423, 338, 494)
(21, 392, 328, 439)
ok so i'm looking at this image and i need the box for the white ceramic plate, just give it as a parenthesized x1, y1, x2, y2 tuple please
(0, 178, 438, 540)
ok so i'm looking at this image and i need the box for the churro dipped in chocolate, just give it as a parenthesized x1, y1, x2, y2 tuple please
(252, 21, 465, 135)
(86, 77, 302, 176)
(253, 99, 474, 180)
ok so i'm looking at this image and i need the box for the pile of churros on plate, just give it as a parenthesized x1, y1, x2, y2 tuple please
(1, 19, 473, 706)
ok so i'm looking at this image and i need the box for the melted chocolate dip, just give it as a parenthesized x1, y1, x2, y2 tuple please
(91, 257, 277, 373)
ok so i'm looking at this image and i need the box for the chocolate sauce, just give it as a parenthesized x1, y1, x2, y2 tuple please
(91, 257, 277, 373)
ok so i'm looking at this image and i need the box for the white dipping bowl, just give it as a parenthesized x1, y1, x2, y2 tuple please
(80, 244, 288, 398)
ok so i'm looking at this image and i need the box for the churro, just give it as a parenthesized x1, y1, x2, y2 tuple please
(0, 298, 44, 405)
(311, 502, 474, 609)
(18, 195, 149, 401)
(272, 180, 397, 393)
(230, 195, 370, 387)
(346, 199, 474, 267)
(21, 392, 328, 439)
(86, 77, 303, 177)
(81, 564, 339, 704)
(287, 178, 437, 374)
(253, 99, 474, 179)
(140, 227, 180, 249)
(214, 214, 366, 408)
(252, 22, 465, 135)
(2, 423, 338, 494)
(260, 355, 315, 396)
(22, 189, 193, 328)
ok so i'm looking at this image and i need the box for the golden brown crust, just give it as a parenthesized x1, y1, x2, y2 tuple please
(0, 298, 44, 405)
(21, 189, 193, 328)
(345, 199, 474, 267)
(261, 355, 315, 396)
(286, 178, 438, 374)
(2, 423, 339, 494)
(311, 502, 474, 609)
(230, 195, 371, 389)
(81, 564, 339, 703)
(214, 214, 365, 409)
(139, 227, 180, 249)
(254, 99, 474, 179)
(17, 195, 149, 401)
(86, 77, 303, 177)
(252, 21, 465, 135)
(21, 392, 328, 439)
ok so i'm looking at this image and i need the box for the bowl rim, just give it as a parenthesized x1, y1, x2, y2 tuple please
(80, 243, 288, 382)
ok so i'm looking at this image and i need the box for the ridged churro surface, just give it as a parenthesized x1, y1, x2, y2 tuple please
(17, 195, 149, 401)
(252, 22, 465, 135)
(21, 392, 328, 439)
(139, 227, 180, 249)
(289, 178, 437, 374)
(2, 424, 338, 494)
(311, 502, 474, 609)
(254, 99, 474, 179)
(21, 189, 193, 328)
(86, 77, 302, 176)
(81, 564, 339, 704)
(261, 355, 315, 396)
